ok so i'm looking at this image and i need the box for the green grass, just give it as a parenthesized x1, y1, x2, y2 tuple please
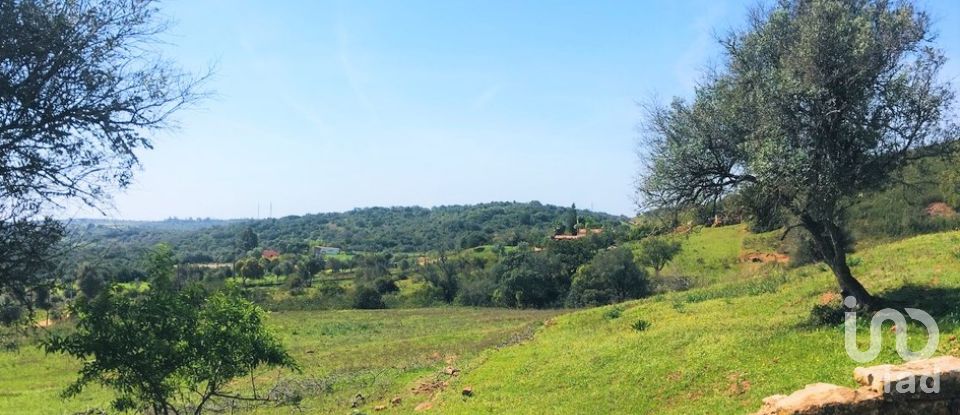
(626, 225, 749, 286)
(0, 308, 560, 414)
(431, 230, 960, 414)
(7, 227, 960, 414)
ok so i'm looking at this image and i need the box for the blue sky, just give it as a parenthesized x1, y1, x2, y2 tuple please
(82, 0, 960, 220)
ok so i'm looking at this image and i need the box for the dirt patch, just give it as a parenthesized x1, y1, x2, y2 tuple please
(411, 379, 449, 395)
(34, 318, 56, 328)
(739, 251, 790, 264)
(727, 372, 751, 396)
(925, 202, 957, 218)
(818, 292, 841, 305)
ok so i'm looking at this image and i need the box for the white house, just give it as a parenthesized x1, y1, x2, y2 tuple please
(314, 246, 341, 256)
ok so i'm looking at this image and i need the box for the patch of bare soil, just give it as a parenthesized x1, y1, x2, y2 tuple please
(739, 251, 790, 264)
(925, 202, 957, 218)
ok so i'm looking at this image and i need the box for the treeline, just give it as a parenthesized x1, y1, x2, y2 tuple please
(67, 202, 626, 265)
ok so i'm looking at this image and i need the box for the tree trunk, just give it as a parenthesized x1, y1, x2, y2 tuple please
(800, 215, 874, 308)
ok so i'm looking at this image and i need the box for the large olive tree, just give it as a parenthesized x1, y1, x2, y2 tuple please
(0, 0, 205, 308)
(637, 0, 956, 306)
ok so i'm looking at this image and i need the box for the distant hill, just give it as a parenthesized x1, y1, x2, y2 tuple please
(69, 201, 627, 263)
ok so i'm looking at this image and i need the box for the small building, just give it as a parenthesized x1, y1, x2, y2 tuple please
(314, 246, 341, 257)
(261, 249, 280, 260)
(551, 227, 602, 241)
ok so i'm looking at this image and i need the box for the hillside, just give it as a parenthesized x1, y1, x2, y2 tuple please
(427, 228, 960, 414)
(68, 202, 626, 263)
(7, 226, 957, 414)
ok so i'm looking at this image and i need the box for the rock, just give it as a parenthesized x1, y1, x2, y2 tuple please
(390, 396, 402, 406)
(414, 401, 433, 411)
(754, 357, 960, 414)
(752, 383, 880, 415)
(443, 366, 460, 376)
(853, 356, 960, 399)
(351, 393, 366, 408)
(374, 405, 387, 411)
(462, 386, 473, 397)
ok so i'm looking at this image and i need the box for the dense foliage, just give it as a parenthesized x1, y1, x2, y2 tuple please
(44, 246, 297, 414)
(567, 247, 650, 307)
(66, 202, 626, 265)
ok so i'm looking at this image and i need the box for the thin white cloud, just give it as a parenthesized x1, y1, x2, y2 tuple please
(673, 3, 727, 92)
(472, 84, 502, 110)
(335, 18, 378, 117)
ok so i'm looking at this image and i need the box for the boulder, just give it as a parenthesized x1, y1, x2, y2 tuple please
(854, 356, 960, 400)
(753, 383, 880, 415)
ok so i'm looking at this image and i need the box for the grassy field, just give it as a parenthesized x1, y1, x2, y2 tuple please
(430, 230, 960, 414)
(0, 307, 560, 414)
(5, 226, 959, 414)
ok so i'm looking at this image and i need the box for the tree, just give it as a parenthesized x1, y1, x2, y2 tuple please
(0, 0, 204, 308)
(568, 247, 649, 307)
(76, 263, 105, 299)
(422, 254, 461, 303)
(238, 227, 259, 253)
(352, 285, 386, 309)
(564, 203, 578, 235)
(491, 249, 565, 308)
(44, 252, 296, 414)
(636, 0, 956, 306)
(636, 237, 682, 278)
(239, 259, 264, 282)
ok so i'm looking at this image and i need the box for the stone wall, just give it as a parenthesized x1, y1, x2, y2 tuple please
(753, 356, 960, 414)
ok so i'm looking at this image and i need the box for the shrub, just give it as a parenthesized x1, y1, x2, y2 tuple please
(455, 273, 498, 306)
(373, 277, 399, 294)
(847, 256, 863, 267)
(807, 303, 846, 327)
(603, 305, 624, 320)
(352, 286, 386, 309)
(652, 275, 696, 293)
(285, 274, 310, 296)
(631, 319, 651, 331)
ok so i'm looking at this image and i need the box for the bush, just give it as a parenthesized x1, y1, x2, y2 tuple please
(631, 319, 651, 331)
(352, 286, 386, 309)
(285, 274, 310, 296)
(567, 247, 650, 307)
(455, 273, 498, 306)
(373, 277, 399, 294)
(652, 275, 696, 293)
(806, 303, 846, 327)
(316, 280, 345, 297)
(603, 305, 624, 320)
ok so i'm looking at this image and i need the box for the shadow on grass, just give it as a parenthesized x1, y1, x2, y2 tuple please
(800, 284, 960, 331)
(877, 284, 960, 331)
